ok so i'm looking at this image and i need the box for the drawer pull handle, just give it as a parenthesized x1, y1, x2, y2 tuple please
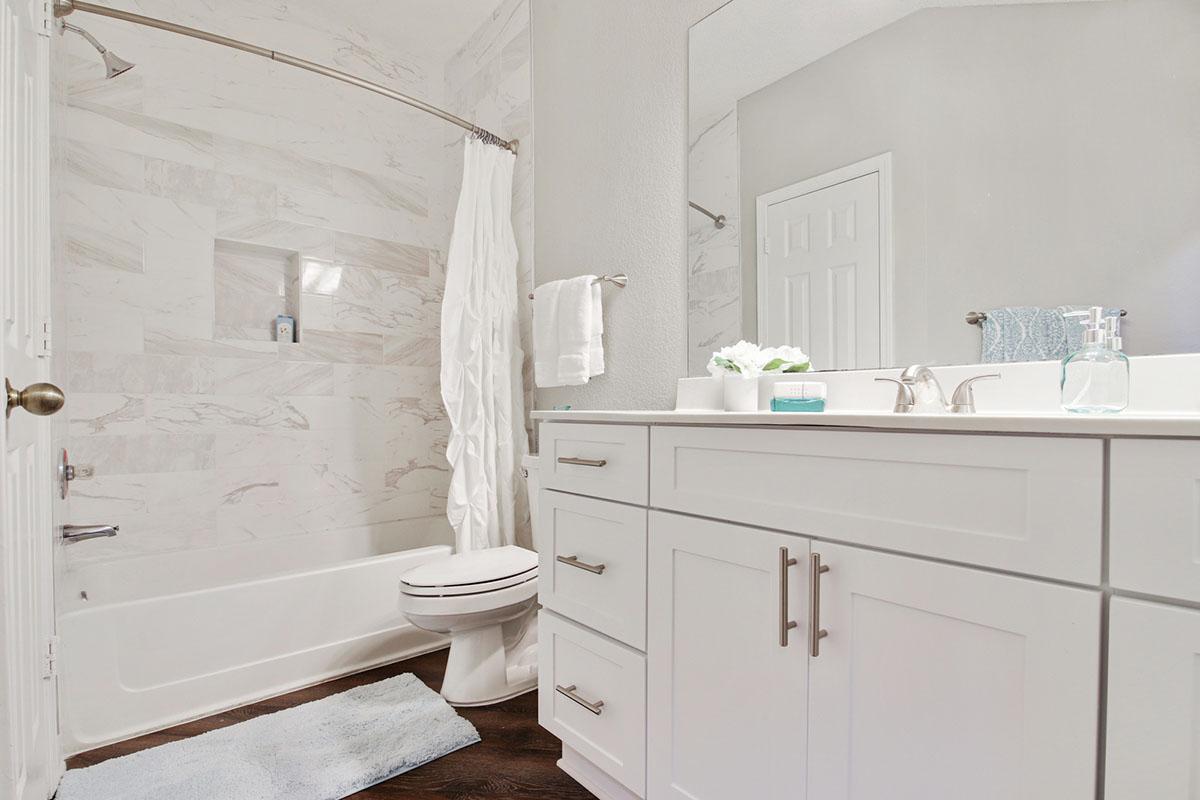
(557, 554, 607, 575)
(779, 547, 798, 647)
(558, 456, 608, 468)
(810, 552, 831, 658)
(556, 684, 605, 715)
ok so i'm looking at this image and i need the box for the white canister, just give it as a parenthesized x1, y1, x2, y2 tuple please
(676, 376, 723, 411)
(723, 373, 759, 412)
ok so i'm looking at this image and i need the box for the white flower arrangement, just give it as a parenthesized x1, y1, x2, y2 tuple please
(707, 341, 811, 378)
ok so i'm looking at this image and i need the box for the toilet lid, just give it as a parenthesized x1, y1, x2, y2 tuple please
(401, 545, 537, 591)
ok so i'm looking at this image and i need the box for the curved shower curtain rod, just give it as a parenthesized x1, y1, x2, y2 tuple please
(52, 0, 519, 154)
(688, 201, 726, 229)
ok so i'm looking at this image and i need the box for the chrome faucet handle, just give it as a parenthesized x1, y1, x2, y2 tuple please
(875, 377, 916, 413)
(949, 374, 1000, 414)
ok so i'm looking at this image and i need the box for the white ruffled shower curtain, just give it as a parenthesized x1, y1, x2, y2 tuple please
(440, 136, 528, 554)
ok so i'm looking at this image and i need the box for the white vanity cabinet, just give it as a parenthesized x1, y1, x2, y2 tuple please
(533, 418, 1196, 800)
(807, 542, 1100, 800)
(646, 512, 809, 800)
(1105, 597, 1200, 799)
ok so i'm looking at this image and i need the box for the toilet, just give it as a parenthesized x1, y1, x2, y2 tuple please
(399, 454, 542, 706)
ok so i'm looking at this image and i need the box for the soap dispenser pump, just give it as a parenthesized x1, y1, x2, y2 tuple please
(1060, 307, 1129, 413)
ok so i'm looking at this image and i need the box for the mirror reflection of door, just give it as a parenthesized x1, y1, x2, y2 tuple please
(757, 155, 891, 371)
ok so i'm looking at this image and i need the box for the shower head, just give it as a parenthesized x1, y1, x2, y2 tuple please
(61, 21, 135, 79)
(100, 49, 135, 79)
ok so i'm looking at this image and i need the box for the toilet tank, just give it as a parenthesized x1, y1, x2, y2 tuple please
(522, 454, 540, 551)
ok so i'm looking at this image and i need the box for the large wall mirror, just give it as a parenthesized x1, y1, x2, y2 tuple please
(687, 0, 1200, 375)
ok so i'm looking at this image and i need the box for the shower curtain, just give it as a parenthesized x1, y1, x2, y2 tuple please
(440, 136, 528, 553)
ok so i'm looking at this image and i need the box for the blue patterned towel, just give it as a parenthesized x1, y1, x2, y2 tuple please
(981, 306, 1121, 363)
(981, 307, 1070, 363)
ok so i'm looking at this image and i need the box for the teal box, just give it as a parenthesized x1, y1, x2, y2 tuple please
(770, 397, 825, 413)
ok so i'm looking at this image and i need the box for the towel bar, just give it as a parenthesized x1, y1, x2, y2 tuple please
(529, 273, 627, 300)
(967, 308, 1127, 325)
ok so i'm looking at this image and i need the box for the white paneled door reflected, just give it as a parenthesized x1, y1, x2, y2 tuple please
(758, 157, 889, 370)
(1, 0, 59, 796)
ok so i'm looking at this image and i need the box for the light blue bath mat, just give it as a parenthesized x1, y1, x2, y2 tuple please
(55, 674, 480, 800)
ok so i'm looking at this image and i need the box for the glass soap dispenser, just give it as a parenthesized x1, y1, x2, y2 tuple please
(1060, 307, 1129, 413)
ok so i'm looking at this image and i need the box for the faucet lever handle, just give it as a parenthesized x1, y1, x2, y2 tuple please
(949, 374, 1000, 414)
(875, 377, 916, 413)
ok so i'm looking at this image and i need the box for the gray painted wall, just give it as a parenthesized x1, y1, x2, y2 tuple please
(531, 0, 727, 410)
(738, 0, 1200, 364)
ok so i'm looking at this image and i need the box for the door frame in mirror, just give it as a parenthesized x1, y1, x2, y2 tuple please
(754, 152, 894, 367)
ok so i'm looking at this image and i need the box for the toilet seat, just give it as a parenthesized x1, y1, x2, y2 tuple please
(401, 545, 538, 598)
(400, 575, 538, 617)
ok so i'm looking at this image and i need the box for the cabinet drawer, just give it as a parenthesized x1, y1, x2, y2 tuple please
(541, 422, 649, 505)
(650, 426, 1103, 583)
(540, 491, 647, 649)
(539, 611, 646, 797)
(1110, 439, 1200, 603)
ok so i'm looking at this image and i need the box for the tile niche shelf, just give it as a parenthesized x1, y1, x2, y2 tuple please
(212, 238, 303, 343)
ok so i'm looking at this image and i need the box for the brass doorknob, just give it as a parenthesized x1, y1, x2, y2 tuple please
(6, 378, 65, 418)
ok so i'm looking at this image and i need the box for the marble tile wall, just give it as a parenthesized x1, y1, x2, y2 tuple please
(54, 0, 531, 566)
(688, 107, 742, 376)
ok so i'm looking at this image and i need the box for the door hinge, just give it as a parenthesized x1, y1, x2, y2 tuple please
(38, 318, 51, 357)
(42, 636, 59, 679)
(762, 236, 771, 255)
(36, 0, 53, 36)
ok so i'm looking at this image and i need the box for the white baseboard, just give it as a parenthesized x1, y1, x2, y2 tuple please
(558, 745, 642, 800)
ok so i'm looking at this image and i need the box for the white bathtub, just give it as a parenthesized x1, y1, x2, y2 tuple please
(57, 533, 451, 755)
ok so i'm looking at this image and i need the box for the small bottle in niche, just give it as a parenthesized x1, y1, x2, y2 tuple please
(1060, 307, 1128, 413)
(275, 314, 296, 343)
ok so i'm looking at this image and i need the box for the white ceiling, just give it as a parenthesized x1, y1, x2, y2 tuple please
(690, 0, 1111, 125)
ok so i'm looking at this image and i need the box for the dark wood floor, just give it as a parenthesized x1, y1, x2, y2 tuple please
(66, 649, 595, 799)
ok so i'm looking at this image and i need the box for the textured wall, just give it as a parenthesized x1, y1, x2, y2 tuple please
(55, 0, 531, 566)
(531, 0, 726, 411)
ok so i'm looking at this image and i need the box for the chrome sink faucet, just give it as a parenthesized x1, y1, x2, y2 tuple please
(876, 365, 1000, 414)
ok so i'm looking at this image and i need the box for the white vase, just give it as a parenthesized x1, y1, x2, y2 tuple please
(723, 373, 759, 412)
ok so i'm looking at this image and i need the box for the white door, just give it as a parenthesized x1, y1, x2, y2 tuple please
(757, 156, 890, 370)
(1105, 597, 1200, 799)
(647, 510, 809, 800)
(806, 543, 1100, 800)
(1, 0, 60, 797)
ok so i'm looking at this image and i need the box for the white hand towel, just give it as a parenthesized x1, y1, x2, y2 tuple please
(533, 279, 563, 387)
(588, 282, 605, 378)
(533, 276, 596, 387)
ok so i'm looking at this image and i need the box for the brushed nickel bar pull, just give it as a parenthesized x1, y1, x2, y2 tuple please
(779, 547, 798, 647)
(556, 554, 606, 575)
(810, 552, 831, 658)
(557, 456, 607, 468)
(62, 524, 118, 543)
(556, 684, 604, 715)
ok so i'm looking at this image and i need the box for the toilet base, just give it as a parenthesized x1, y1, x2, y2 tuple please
(446, 674, 537, 707)
(439, 610, 539, 707)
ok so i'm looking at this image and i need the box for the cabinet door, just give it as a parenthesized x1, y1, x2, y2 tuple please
(647, 510, 809, 800)
(807, 543, 1100, 800)
(1106, 597, 1200, 799)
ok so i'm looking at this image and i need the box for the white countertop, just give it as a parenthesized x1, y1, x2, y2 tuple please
(531, 409, 1200, 437)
